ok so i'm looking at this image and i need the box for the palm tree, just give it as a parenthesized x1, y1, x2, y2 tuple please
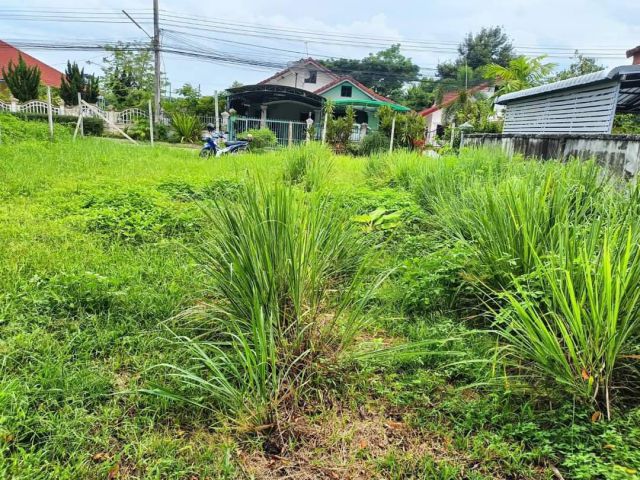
(484, 55, 556, 95)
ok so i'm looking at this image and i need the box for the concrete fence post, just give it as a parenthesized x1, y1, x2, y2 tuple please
(46, 86, 54, 142)
(288, 121, 293, 147)
(389, 114, 397, 153)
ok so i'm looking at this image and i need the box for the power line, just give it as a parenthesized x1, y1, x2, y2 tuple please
(0, 8, 629, 58)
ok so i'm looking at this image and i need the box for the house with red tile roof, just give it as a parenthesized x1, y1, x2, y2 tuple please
(0, 40, 63, 89)
(227, 58, 408, 133)
(419, 83, 493, 143)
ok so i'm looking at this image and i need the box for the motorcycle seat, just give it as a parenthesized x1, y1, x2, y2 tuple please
(224, 141, 247, 147)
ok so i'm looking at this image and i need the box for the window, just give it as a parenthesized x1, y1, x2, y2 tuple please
(341, 85, 352, 97)
(304, 70, 317, 84)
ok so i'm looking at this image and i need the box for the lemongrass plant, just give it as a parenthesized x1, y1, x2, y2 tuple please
(147, 182, 369, 431)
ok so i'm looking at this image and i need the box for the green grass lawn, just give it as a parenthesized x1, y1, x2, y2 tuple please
(1, 134, 639, 479)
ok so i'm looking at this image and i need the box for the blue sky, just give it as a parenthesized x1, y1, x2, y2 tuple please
(2, 0, 638, 95)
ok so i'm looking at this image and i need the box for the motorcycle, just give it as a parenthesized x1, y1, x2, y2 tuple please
(199, 124, 251, 158)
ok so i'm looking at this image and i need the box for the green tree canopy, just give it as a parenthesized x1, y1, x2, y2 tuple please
(101, 44, 156, 108)
(551, 51, 605, 82)
(402, 79, 438, 111)
(1, 54, 41, 102)
(437, 26, 515, 80)
(320, 45, 420, 101)
(60, 61, 100, 105)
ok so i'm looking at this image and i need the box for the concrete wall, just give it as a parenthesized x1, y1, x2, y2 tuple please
(464, 133, 640, 177)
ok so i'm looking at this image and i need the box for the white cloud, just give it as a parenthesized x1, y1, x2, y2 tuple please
(1, 0, 637, 93)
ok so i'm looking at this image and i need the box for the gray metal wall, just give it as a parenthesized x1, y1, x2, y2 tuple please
(463, 133, 640, 177)
(502, 81, 620, 134)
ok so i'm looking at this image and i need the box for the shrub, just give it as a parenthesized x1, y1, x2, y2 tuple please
(324, 102, 356, 153)
(171, 112, 201, 143)
(147, 183, 368, 432)
(10, 112, 104, 136)
(360, 130, 390, 156)
(127, 117, 168, 141)
(237, 128, 276, 150)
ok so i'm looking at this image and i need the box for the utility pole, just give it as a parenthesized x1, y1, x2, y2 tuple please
(153, 0, 161, 122)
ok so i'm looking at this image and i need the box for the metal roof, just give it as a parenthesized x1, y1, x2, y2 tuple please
(496, 65, 640, 113)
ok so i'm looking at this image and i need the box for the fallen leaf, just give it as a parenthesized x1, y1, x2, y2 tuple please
(107, 464, 120, 479)
(385, 421, 404, 430)
(358, 439, 368, 449)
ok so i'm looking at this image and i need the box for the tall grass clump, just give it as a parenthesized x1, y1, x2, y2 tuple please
(423, 158, 615, 286)
(412, 149, 640, 413)
(149, 182, 368, 432)
(498, 225, 640, 418)
(282, 143, 333, 191)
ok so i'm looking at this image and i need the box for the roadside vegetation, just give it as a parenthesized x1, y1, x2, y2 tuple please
(1, 116, 639, 479)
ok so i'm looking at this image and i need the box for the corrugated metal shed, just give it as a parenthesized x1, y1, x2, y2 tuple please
(496, 66, 640, 134)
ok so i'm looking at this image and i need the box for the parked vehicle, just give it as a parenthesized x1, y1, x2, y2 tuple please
(200, 124, 251, 157)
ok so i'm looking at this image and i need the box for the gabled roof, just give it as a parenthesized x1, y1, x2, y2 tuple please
(258, 58, 338, 85)
(314, 75, 401, 105)
(0, 40, 63, 87)
(419, 83, 490, 117)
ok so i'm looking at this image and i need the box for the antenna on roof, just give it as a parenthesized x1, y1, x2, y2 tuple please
(305, 41, 309, 57)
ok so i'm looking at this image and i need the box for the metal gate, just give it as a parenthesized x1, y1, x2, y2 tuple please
(229, 116, 312, 146)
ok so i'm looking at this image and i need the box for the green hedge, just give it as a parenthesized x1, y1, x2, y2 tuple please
(11, 112, 104, 136)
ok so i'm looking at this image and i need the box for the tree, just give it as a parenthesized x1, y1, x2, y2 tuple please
(459, 26, 515, 70)
(1, 54, 41, 101)
(437, 26, 515, 80)
(102, 44, 155, 108)
(60, 61, 83, 105)
(551, 51, 604, 81)
(403, 79, 438, 111)
(84, 74, 100, 103)
(162, 82, 224, 117)
(484, 55, 556, 95)
(59, 61, 99, 105)
(320, 45, 420, 101)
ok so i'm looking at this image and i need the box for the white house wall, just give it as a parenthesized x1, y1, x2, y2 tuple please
(265, 66, 336, 92)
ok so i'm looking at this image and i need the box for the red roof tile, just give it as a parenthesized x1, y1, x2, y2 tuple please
(0, 40, 63, 87)
(419, 83, 490, 117)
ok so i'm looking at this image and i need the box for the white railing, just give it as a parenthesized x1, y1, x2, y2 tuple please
(117, 108, 147, 125)
(0, 100, 9, 112)
(19, 100, 61, 115)
(82, 103, 106, 118)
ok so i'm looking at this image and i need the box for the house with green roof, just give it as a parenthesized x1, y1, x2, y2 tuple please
(226, 58, 408, 143)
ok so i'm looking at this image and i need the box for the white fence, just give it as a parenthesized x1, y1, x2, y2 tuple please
(0, 98, 157, 130)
